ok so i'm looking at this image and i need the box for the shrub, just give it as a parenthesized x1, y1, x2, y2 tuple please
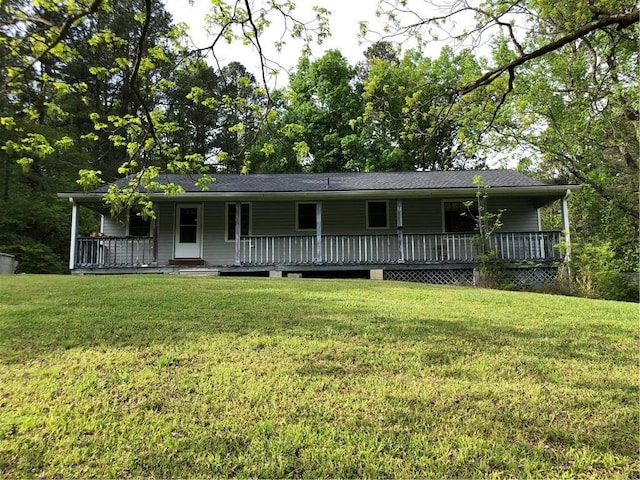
(569, 242, 638, 302)
(473, 252, 514, 290)
(0, 234, 68, 274)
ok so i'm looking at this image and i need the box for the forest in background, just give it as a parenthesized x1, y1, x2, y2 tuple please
(0, 0, 637, 300)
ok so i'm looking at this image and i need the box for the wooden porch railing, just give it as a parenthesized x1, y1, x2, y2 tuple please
(241, 234, 402, 265)
(73, 231, 562, 268)
(75, 236, 154, 268)
(240, 231, 562, 266)
(239, 235, 318, 266)
(403, 231, 562, 263)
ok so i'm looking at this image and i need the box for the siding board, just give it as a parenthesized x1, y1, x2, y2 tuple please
(156, 202, 174, 264)
(101, 216, 126, 236)
(489, 198, 539, 231)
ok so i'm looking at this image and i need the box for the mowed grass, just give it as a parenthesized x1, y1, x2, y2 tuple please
(0, 275, 637, 478)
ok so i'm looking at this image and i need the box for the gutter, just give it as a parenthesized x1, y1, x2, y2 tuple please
(59, 184, 580, 203)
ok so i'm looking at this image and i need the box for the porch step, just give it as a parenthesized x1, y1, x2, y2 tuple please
(178, 268, 220, 276)
(169, 258, 205, 266)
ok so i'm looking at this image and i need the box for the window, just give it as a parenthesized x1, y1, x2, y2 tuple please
(443, 201, 477, 232)
(128, 211, 151, 236)
(178, 207, 198, 242)
(297, 203, 317, 230)
(367, 201, 388, 229)
(227, 203, 251, 240)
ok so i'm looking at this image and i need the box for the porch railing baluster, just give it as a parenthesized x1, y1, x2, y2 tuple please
(74, 232, 563, 270)
(73, 236, 153, 268)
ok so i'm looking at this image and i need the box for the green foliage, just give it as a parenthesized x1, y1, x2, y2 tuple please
(569, 242, 639, 302)
(464, 175, 505, 256)
(1, 0, 636, 276)
(0, 276, 637, 477)
(248, 45, 486, 174)
(460, 175, 509, 289)
(0, 234, 67, 274)
(355, 47, 485, 171)
(1, 0, 200, 202)
(499, 1, 639, 275)
(0, 144, 97, 272)
(164, 59, 267, 173)
(248, 50, 364, 173)
(376, 0, 637, 284)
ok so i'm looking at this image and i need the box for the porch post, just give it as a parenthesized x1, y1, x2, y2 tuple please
(316, 201, 322, 263)
(561, 189, 572, 261)
(234, 202, 241, 266)
(397, 199, 405, 263)
(151, 213, 158, 264)
(68, 198, 78, 270)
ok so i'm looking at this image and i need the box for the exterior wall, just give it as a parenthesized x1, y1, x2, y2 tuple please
(101, 216, 126, 236)
(253, 202, 293, 234)
(156, 202, 175, 265)
(203, 202, 232, 264)
(402, 198, 443, 233)
(152, 196, 543, 266)
(323, 200, 395, 234)
(488, 197, 540, 231)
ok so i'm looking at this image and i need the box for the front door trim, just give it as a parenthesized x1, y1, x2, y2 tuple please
(174, 203, 203, 258)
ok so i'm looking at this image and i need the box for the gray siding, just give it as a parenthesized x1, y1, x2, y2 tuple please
(203, 202, 234, 265)
(324, 200, 395, 234)
(402, 198, 442, 233)
(253, 202, 294, 234)
(101, 216, 126, 236)
(488, 197, 540, 231)
(156, 202, 175, 265)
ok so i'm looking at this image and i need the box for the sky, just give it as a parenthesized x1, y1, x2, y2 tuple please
(164, 0, 398, 86)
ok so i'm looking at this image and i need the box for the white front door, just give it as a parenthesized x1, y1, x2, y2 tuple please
(174, 204, 202, 258)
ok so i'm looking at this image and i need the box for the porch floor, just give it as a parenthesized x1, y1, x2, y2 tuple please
(71, 260, 558, 275)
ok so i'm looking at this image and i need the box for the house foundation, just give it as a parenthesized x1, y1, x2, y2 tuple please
(370, 269, 384, 280)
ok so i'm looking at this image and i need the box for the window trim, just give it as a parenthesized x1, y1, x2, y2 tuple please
(366, 200, 389, 230)
(225, 202, 252, 242)
(441, 199, 478, 233)
(296, 202, 317, 232)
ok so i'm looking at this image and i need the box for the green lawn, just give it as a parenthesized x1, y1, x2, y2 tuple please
(0, 275, 637, 478)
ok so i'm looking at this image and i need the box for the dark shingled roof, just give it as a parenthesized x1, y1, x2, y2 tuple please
(102, 169, 547, 193)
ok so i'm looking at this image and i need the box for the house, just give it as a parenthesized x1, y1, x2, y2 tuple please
(58, 170, 578, 285)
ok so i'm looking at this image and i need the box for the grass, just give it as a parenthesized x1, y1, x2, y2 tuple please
(0, 275, 637, 478)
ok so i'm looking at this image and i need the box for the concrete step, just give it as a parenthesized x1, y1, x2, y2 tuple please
(178, 268, 220, 276)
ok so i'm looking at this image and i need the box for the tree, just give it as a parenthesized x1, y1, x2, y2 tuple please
(373, 0, 639, 280)
(162, 59, 267, 173)
(514, 36, 639, 269)
(61, 0, 180, 180)
(1, 0, 331, 204)
(247, 50, 363, 173)
(0, 0, 180, 271)
(375, 1, 638, 98)
(355, 46, 486, 171)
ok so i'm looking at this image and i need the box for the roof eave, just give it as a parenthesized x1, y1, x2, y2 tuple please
(59, 184, 579, 204)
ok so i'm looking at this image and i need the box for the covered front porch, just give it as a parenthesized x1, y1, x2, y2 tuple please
(64, 177, 574, 275)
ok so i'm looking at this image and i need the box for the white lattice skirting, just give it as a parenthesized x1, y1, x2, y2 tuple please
(384, 269, 474, 285)
(384, 267, 559, 289)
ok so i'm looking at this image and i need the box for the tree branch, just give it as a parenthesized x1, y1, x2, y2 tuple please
(457, 9, 639, 96)
(243, 0, 271, 103)
(6, 0, 104, 85)
(128, 0, 163, 165)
